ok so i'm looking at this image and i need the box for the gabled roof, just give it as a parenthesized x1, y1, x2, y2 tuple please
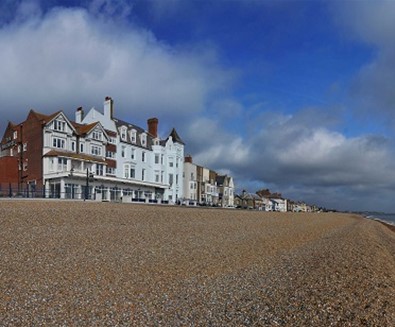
(72, 122, 98, 135)
(29, 109, 63, 125)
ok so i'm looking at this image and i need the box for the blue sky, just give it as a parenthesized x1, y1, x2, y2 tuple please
(1, 0, 395, 211)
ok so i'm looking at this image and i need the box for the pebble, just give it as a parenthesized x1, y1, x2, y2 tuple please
(0, 201, 394, 326)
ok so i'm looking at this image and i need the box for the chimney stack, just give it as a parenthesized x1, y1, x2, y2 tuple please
(147, 117, 158, 138)
(104, 96, 114, 119)
(75, 107, 84, 123)
(184, 155, 193, 163)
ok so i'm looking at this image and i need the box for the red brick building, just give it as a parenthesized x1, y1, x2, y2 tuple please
(0, 111, 58, 196)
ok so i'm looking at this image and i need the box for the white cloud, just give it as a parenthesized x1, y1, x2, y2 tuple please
(0, 3, 232, 128)
(187, 109, 395, 211)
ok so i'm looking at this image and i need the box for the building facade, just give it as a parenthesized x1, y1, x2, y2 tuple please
(0, 97, 185, 202)
(183, 155, 235, 207)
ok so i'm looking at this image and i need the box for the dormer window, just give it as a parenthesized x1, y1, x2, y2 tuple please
(141, 133, 147, 147)
(120, 126, 127, 141)
(130, 129, 137, 143)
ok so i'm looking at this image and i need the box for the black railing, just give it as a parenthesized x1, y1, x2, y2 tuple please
(0, 187, 164, 203)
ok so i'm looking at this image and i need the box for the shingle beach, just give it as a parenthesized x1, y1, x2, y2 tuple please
(1, 200, 394, 326)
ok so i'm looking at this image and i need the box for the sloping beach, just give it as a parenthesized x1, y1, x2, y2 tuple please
(0, 200, 394, 326)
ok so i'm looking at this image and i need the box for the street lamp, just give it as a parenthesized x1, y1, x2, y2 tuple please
(85, 168, 94, 201)
(68, 167, 74, 177)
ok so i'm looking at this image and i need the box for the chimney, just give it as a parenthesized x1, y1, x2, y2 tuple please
(185, 155, 193, 163)
(104, 96, 114, 119)
(75, 107, 84, 123)
(147, 117, 158, 138)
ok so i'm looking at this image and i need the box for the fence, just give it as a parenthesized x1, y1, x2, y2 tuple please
(0, 184, 169, 204)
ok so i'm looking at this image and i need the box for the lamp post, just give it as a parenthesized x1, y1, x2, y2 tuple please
(85, 168, 94, 201)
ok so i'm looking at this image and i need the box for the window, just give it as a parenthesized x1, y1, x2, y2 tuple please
(121, 146, 126, 158)
(91, 145, 102, 156)
(161, 171, 164, 183)
(124, 164, 129, 178)
(176, 174, 179, 185)
(13, 131, 17, 139)
(142, 169, 146, 181)
(109, 137, 117, 144)
(96, 164, 104, 176)
(121, 127, 127, 141)
(17, 145, 21, 153)
(169, 173, 174, 185)
(53, 120, 66, 131)
(106, 151, 114, 158)
(71, 141, 75, 152)
(49, 158, 54, 171)
(23, 143, 27, 152)
(131, 148, 135, 160)
(155, 171, 160, 183)
(130, 167, 136, 179)
(155, 154, 160, 164)
(161, 154, 164, 164)
(142, 151, 146, 162)
(106, 167, 116, 175)
(53, 137, 65, 149)
(169, 161, 173, 168)
(141, 134, 147, 147)
(57, 158, 67, 171)
(131, 130, 137, 143)
(80, 143, 84, 153)
(92, 131, 102, 141)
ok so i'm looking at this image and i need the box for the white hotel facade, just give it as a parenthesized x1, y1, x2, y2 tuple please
(78, 97, 184, 203)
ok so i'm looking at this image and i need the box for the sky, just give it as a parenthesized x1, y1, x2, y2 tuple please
(1, 0, 395, 212)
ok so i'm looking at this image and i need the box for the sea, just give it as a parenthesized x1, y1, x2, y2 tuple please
(361, 212, 395, 226)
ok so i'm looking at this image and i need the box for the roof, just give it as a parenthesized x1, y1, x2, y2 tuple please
(44, 150, 106, 163)
(216, 175, 232, 186)
(30, 110, 62, 124)
(72, 121, 98, 135)
(113, 117, 154, 150)
(168, 128, 185, 145)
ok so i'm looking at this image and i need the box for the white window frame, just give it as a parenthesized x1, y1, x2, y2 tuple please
(96, 164, 104, 176)
(131, 148, 135, 160)
(130, 130, 137, 143)
(53, 137, 65, 149)
(91, 145, 102, 156)
(92, 131, 102, 141)
(121, 126, 127, 141)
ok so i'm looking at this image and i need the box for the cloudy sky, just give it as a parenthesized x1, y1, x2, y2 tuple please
(1, 0, 395, 211)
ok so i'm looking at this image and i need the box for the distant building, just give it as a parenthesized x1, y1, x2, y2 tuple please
(183, 155, 235, 206)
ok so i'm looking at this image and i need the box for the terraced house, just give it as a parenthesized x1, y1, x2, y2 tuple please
(0, 97, 184, 203)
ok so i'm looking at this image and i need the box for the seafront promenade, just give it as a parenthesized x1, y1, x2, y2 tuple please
(1, 200, 394, 325)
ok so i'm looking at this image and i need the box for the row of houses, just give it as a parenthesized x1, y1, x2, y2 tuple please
(234, 189, 318, 212)
(0, 97, 234, 206)
(183, 155, 234, 207)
